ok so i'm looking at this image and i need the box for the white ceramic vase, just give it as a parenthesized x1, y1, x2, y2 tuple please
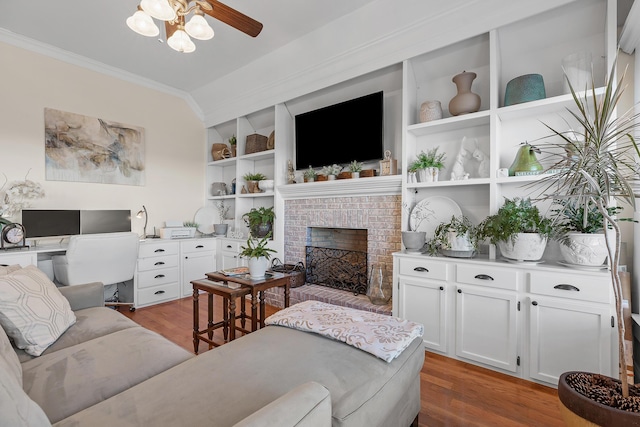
(497, 233, 547, 261)
(402, 231, 426, 252)
(447, 231, 474, 251)
(559, 233, 608, 266)
(248, 256, 269, 279)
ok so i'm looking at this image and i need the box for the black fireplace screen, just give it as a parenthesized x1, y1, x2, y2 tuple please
(305, 246, 367, 295)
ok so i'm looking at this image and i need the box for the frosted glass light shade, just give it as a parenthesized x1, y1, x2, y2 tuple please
(140, 0, 176, 21)
(185, 14, 214, 40)
(167, 29, 196, 53)
(126, 10, 160, 37)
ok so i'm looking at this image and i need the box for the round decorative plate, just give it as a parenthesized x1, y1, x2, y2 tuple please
(557, 260, 608, 271)
(194, 207, 217, 235)
(409, 196, 462, 240)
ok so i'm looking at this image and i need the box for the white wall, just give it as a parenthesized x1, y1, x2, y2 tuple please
(0, 42, 205, 237)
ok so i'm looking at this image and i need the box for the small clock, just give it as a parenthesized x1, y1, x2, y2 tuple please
(1, 223, 27, 250)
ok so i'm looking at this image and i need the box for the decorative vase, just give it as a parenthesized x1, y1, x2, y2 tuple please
(449, 71, 481, 116)
(367, 264, 390, 305)
(417, 169, 431, 183)
(213, 224, 228, 236)
(497, 233, 547, 261)
(246, 180, 259, 193)
(258, 179, 274, 193)
(419, 100, 443, 123)
(402, 231, 426, 252)
(230, 145, 237, 157)
(560, 233, 608, 266)
(429, 167, 439, 182)
(252, 223, 272, 239)
(504, 74, 546, 106)
(508, 144, 543, 176)
(248, 256, 269, 279)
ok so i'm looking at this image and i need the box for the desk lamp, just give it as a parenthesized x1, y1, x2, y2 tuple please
(136, 205, 148, 239)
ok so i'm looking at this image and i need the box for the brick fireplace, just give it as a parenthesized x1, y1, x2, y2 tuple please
(264, 194, 402, 314)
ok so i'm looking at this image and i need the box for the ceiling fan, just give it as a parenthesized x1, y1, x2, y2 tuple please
(127, 0, 263, 53)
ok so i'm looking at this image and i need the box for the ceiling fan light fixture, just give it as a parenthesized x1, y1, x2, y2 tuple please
(185, 13, 214, 41)
(126, 10, 160, 37)
(140, 0, 177, 22)
(167, 27, 196, 53)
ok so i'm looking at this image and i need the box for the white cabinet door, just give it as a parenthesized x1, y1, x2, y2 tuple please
(181, 251, 216, 296)
(456, 285, 519, 372)
(398, 278, 448, 353)
(528, 296, 612, 385)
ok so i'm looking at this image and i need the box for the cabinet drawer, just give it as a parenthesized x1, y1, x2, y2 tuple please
(219, 240, 241, 253)
(455, 264, 518, 291)
(528, 271, 610, 303)
(137, 267, 179, 289)
(137, 283, 179, 306)
(398, 258, 447, 281)
(138, 255, 179, 272)
(0, 253, 37, 267)
(139, 242, 179, 258)
(182, 239, 216, 253)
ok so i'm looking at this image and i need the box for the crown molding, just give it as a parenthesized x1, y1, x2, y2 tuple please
(0, 28, 204, 121)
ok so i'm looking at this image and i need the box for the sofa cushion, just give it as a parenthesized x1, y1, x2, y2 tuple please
(14, 307, 140, 363)
(0, 264, 22, 276)
(22, 325, 193, 424)
(53, 325, 424, 427)
(0, 265, 76, 356)
(0, 321, 51, 427)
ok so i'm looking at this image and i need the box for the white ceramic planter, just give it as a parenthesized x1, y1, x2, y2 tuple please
(447, 231, 474, 251)
(559, 232, 608, 266)
(497, 233, 547, 261)
(248, 256, 269, 279)
(402, 231, 426, 252)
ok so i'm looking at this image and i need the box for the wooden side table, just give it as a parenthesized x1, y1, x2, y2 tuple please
(191, 279, 251, 354)
(205, 271, 290, 332)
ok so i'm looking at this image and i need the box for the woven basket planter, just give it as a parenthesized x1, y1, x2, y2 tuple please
(245, 134, 268, 154)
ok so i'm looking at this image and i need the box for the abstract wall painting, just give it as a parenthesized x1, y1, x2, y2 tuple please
(44, 108, 145, 186)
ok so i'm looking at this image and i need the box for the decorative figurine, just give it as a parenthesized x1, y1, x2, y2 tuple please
(450, 146, 469, 181)
(287, 159, 296, 184)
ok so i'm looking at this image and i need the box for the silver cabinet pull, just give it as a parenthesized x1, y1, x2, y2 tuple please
(554, 284, 580, 292)
(414, 267, 429, 272)
(474, 274, 494, 281)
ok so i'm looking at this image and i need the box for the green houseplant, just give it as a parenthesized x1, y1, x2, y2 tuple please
(409, 147, 446, 183)
(321, 164, 342, 180)
(303, 166, 317, 182)
(242, 206, 275, 238)
(348, 160, 364, 178)
(425, 215, 479, 257)
(240, 233, 277, 279)
(243, 172, 266, 193)
(532, 62, 640, 421)
(477, 197, 553, 261)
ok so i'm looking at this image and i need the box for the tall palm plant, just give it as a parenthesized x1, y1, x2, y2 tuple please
(534, 62, 640, 397)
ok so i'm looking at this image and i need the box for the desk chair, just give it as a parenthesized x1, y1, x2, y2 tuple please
(52, 232, 140, 311)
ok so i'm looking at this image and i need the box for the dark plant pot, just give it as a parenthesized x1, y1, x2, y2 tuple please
(558, 371, 640, 427)
(252, 223, 272, 238)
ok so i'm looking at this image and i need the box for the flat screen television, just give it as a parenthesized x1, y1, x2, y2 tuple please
(22, 210, 81, 238)
(295, 91, 384, 169)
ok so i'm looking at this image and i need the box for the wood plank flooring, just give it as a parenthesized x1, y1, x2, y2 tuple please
(122, 296, 564, 427)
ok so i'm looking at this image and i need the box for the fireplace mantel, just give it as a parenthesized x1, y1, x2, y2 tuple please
(278, 175, 402, 200)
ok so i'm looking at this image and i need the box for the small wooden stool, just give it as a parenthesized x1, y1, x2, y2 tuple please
(191, 279, 252, 354)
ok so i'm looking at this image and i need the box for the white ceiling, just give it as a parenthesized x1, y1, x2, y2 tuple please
(0, 0, 376, 93)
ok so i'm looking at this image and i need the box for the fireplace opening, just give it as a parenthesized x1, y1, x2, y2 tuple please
(305, 227, 368, 295)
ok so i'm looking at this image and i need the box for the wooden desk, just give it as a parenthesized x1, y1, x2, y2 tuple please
(191, 279, 251, 354)
(205, 271, 290, 332)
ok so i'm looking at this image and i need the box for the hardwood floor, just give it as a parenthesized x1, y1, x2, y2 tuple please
(122, 296, 564, 427)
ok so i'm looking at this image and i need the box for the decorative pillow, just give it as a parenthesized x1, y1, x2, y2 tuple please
(0, 264, 22, 276)
(0, 265, 76, 356)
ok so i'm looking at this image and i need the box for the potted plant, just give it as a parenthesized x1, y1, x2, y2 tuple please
(409, 147, 446, 183)
(425, 215, 479, 257)
(214, 200, 230, 236)
(533, 62, 640, 423)
(243, 172, 266, 193)
(550, 198, 623, 267)
(321, 164, 342, 180)
(477, 197, 553, 261)
(348, 160, 364, 178)
(303, 166, 317, 182)
(401, 202, 427, 252)
(240, 233, 277, 279)
(229, 134, 237, 157)
(242, 206, 275, 238)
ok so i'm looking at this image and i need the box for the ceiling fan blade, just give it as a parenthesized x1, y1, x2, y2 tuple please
(203, 0, 263, 37)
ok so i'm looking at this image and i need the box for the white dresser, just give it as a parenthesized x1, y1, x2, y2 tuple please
(136, 240, 181, 308)
(393, 252, 615, 387)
